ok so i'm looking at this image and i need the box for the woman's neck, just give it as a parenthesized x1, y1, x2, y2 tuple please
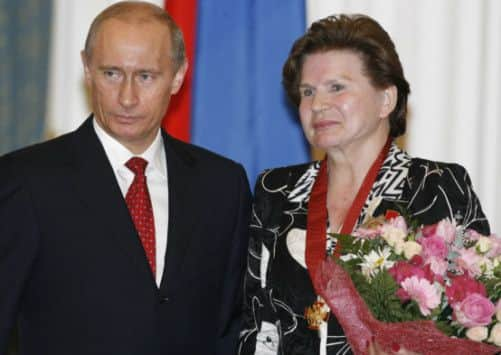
(325, 134, 389, 190)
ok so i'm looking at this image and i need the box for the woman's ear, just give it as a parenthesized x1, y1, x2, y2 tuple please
(380, 85, 397, 119)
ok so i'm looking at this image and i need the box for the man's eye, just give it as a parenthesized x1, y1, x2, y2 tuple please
(103, 70, 119, 79)
(139, 73, 153, 81)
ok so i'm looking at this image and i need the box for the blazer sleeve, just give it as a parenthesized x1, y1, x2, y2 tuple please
(238, 169, 286, 355)
(405, 159, 490, 235)
(0, 155, 40, 354)
(215, 164, 252, 355)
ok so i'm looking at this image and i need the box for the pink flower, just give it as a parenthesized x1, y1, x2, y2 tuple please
(435, 219, 457, 244)
(420, 235, 448, 260)
(353, 226, 381, 239)
(421, 219, 456, 244)
(455, 247, 483, 276)
(420, 223, 438, 238)
(389, 215, 408, 233)
(426, 256, 448, 277)
(445, 274, 486, 305)
(409, 255, 424, 266)
(400, 276, 441, 316)
(388, 261, 434, 284)
(453, 293, 495, 327)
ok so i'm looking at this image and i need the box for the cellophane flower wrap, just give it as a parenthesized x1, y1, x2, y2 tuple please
(314, 211, 501, 354)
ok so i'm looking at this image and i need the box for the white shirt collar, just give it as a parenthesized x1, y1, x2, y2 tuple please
(93, 118, 167, 178)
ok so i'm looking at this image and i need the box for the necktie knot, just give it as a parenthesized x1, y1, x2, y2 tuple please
(126, 157, 148, 176)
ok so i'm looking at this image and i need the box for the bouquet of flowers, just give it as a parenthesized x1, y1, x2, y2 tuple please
(314, 211, 501, 354)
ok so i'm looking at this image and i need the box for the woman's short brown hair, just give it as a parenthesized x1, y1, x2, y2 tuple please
(282, 14, 410, 137)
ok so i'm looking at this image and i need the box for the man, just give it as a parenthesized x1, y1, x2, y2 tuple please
(0, 2, 251, 354)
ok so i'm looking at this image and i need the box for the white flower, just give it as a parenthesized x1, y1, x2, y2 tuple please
(359, 247, 394, 279)
(476, 236, 492, 254)
(478, 256, 495, 277)
(489, 323, 501, 346)
(339, 253, 357, 262)
(393, 239, 405, 255)
(381, 225, 406, 248)
(466, 326, 488, 342)
(402, 241, 422, 260)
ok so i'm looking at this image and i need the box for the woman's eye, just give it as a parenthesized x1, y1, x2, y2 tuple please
(300, 88, 314, 97)
(330, 83, 344, 92)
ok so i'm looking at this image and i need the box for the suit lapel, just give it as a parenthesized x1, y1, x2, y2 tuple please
(69, 117, 156, 284)
(160, 133, 199, 296)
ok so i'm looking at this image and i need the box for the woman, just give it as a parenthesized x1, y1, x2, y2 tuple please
(238, 14, 490, 355)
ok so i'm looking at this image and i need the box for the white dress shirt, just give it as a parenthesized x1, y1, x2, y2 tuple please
(93, 119, 168, 287)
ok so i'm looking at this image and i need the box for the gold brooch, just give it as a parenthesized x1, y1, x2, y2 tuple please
(304, 300, 329, 330)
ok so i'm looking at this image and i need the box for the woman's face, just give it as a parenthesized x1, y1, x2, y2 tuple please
(298, 50, 393, 153)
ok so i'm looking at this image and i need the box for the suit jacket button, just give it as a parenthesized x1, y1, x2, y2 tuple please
(160, 296, 169, 304)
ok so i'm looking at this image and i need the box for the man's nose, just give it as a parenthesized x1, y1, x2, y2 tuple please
(118, 77, 139, 108)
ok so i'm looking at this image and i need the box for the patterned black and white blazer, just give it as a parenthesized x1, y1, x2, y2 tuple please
(238, 143, 489, 355)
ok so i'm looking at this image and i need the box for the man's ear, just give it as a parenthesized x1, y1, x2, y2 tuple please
(380, 85, 397, 119)
(81, 50, 92, 85)
(170, 61, 188, 94)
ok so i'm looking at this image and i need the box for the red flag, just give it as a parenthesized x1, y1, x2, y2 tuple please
(162, 0, 197, 142)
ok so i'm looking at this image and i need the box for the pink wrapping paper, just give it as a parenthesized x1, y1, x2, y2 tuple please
(315, 258, 500, 355)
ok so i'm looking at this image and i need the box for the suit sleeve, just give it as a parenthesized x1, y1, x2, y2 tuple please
(215, 164, 252, 355)
(0, 156, 39, 354)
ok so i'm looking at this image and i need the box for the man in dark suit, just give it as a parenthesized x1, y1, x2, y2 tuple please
(0, 2, 251, 354)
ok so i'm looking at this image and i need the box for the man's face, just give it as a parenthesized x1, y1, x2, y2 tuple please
(82, 18, 187, 153)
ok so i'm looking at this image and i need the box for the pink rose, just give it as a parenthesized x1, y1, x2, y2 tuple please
(446, 274, 486, 305)
(453, 293, 495, 327)
(420, 235, 448, 259)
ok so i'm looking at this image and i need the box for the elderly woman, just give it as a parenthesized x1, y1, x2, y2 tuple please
(238, 14, 489, 355)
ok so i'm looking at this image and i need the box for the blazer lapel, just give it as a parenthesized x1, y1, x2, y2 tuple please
(159, 133, 200, 296)
(69, 117, 156, 283)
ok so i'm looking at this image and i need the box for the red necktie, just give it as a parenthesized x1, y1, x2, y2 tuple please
(125, 157, 156, 277)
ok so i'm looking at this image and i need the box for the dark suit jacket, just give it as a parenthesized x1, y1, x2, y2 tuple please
(0, 117, 251, 355)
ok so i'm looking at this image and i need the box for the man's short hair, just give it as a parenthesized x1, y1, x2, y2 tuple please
(84, 1, 186, 70)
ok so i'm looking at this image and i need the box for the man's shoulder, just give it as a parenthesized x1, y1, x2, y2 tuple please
(0, 132, 75, 176)
(164, 133, 243, 171)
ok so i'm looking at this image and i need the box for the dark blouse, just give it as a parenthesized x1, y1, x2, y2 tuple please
(238, 143, 489, 355)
